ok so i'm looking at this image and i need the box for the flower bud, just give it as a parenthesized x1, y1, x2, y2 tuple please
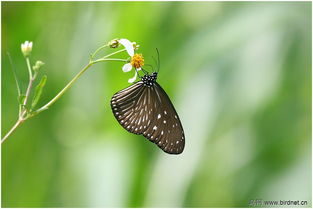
(21, 41, 33, 57)
(33, 60, 45, 71)
(108, 39, 119, 48)
(132, 42, 140, 50)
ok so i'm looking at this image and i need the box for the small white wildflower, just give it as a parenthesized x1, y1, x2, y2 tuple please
(21, 41, 33, 57)
(119, 39, 144, 83)
(119, 39, 134, 57)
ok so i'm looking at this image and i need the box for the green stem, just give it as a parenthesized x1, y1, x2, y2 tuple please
(7, 53, 22, 115)
(33, 62, 93, 115)
(33, 58, 126, 116)
(22, 58, 37, 118)
(7, 52, 21, 97)
(1, 119, 24, 144)
(26, 57, 32, 79)
(92, 58, 127, 64)
(90, 44, 109, 60)
(101, 48, 126, 59)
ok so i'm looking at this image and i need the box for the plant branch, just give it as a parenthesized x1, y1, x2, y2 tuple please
(2, 47, 128, 143)
(1, 120, 23, 143)
(33, 62, 93, 115)
(101, 48, 126, 59)
(33, 58, 126, 116)
(90, 44, 109, 60)
(92, 58, 127, 64)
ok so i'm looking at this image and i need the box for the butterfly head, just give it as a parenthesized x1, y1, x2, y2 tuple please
(142, 72, 158, 86)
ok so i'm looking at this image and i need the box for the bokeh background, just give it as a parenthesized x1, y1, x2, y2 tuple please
(1, 2, 311, 208)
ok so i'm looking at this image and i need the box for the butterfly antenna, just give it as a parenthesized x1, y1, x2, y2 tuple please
(140, 67, 149, 75)
(156, 48, 160, 73)
(151, 56, 158, 72)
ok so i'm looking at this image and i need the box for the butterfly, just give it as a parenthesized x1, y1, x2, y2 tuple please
(110, 71, 185, 154)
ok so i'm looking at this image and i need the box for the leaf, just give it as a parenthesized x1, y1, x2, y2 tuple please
(31, 75, 47, 109)
(18, 94, 26, 105)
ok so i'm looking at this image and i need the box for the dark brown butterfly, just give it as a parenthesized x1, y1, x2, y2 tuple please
(110, 72, 185, 154)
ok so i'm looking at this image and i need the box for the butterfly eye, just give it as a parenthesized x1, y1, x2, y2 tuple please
(111, 73, 185, 154)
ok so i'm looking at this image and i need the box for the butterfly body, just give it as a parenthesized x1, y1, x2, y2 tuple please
(111, 72, 185, 154)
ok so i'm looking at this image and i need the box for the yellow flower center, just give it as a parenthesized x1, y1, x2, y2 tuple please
(131, 53, 144, 69)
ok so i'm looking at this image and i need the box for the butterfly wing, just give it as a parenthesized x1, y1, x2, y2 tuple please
(111, 81, 185, 154)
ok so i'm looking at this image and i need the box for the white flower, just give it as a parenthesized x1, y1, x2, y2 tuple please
(21, 41, 33, 57)
(119, 39, 144, 83)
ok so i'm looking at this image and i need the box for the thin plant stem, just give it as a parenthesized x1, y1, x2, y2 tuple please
(33, 58, 126, 115)
(92, 58, 127, 64)
(23, 57, 35, 106)
(7, 52, 22, 115)
(7, 52, 21, 96)
(26, 56, 32, 79)
(22, 75, 36, 107)
(34, 62, 93, 115)
(101, 48, 126, 59)
(21, 57, 37, 120)
(1, 120, 23, 143)
(90, 44, 109, 60)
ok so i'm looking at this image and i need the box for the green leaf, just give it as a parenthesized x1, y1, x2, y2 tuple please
(31, 75, 47, 109)
(18, 94, 26, 105)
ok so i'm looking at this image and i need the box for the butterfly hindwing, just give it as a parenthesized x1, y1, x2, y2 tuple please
(111, 77, 185, 154)
(111, 81, 149, 134)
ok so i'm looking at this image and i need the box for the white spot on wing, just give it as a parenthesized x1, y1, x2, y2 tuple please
(153, 126, 157, 130)
(157, 114, 161, 119)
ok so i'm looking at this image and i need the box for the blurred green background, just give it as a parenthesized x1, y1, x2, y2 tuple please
(1, 2, 311, 208)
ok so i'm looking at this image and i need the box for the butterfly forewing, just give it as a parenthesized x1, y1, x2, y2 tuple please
(111, 75, 185, 154)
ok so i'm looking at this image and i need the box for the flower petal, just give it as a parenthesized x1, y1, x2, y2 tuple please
(122, 63, 132, 72)
(128, 71, 137, 83)
(119, 39, 134, 56)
